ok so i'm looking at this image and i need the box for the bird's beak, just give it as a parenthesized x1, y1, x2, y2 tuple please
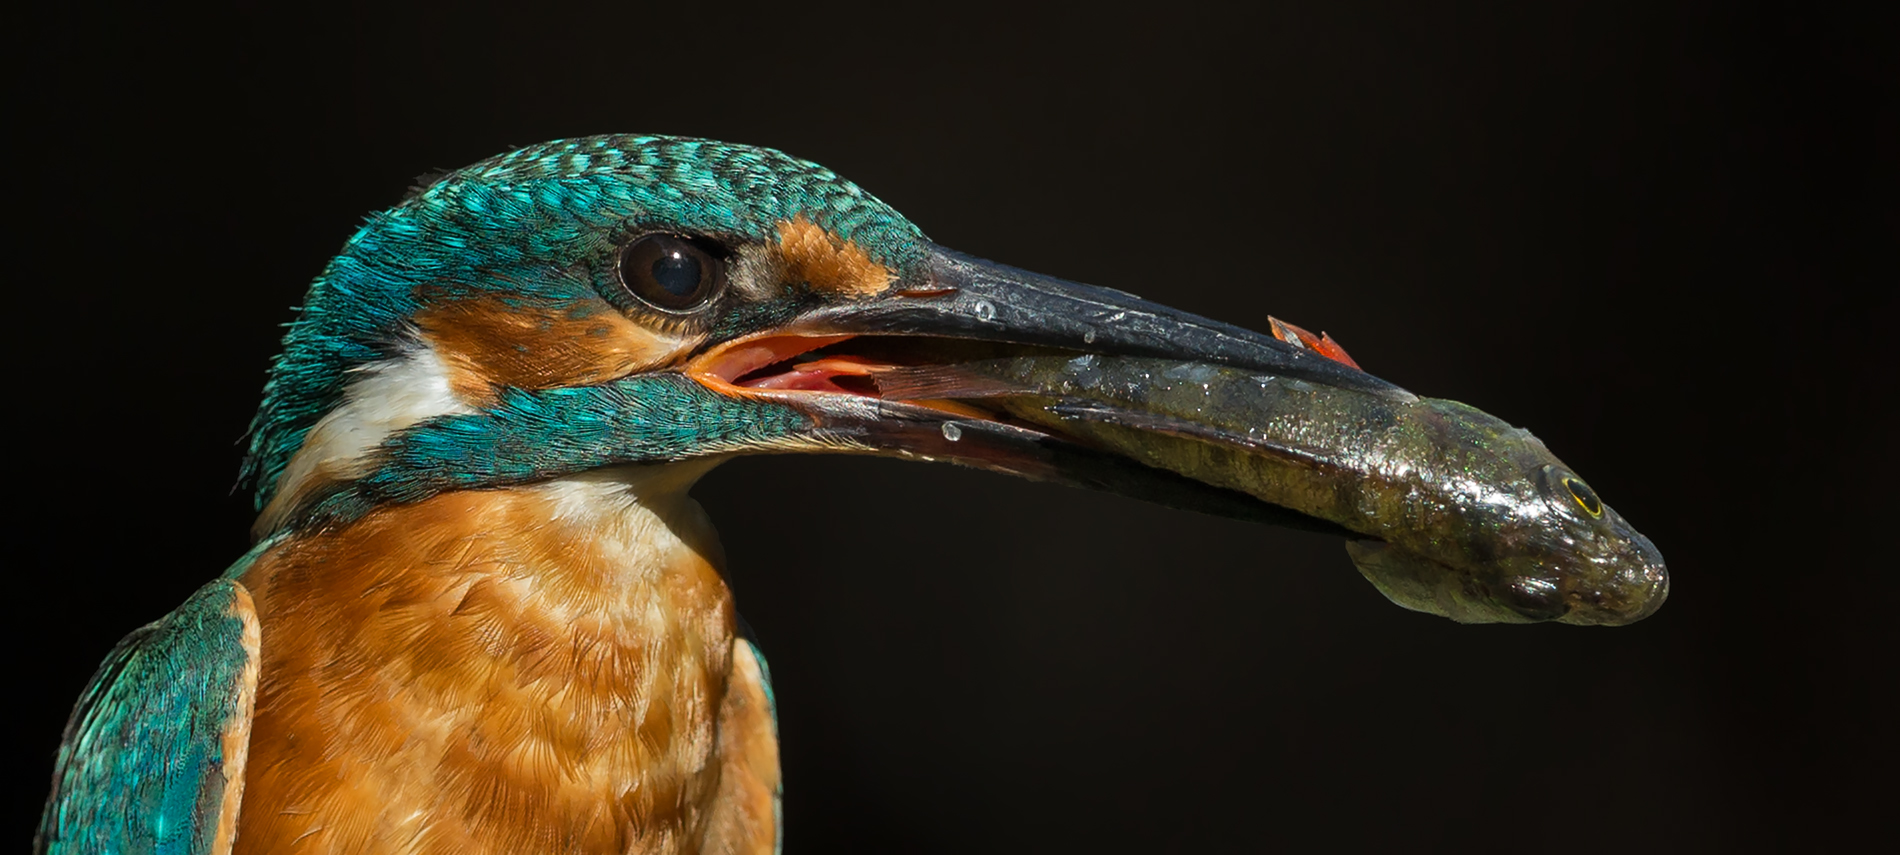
(684, 244, 1406, 531)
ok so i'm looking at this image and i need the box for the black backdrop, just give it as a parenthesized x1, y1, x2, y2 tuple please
(14, 3, 1890, 851)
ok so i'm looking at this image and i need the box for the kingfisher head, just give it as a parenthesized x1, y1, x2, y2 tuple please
(244, 135, 1399, 538)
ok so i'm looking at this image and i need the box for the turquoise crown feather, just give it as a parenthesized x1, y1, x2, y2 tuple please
(241, 135, 926, 516)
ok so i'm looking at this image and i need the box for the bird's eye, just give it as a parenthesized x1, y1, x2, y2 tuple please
(1564, 477, 1603, 517)
(617, 234, 726, 312)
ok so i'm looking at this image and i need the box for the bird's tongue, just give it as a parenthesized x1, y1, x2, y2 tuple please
(690, 333, 1043, 419)
(693, 334, 855, 387)
(737, 356, 890, 393)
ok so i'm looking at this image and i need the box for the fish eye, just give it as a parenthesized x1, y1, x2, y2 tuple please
(1564, 477, 1603, 517)
(617, 234, 727, 312)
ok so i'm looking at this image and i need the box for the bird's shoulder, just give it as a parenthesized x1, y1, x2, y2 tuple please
(37, 571, 263, 855)
(699, 634, 782, 854)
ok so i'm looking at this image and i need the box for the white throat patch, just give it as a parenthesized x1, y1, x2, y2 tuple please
(256, 345, 476, 534)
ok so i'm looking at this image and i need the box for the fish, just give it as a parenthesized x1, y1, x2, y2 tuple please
(855, 341, 1668, 626)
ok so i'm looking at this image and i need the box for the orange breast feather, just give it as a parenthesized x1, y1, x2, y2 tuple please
(231, 469, 775, 854)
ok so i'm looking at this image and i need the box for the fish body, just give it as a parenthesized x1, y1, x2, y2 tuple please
(879, 352, 1668, 625)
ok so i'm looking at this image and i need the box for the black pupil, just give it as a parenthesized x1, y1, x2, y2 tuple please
(1566, 479, 1602, 514)
(650, 249, 702, 298)
(620, 234, 720, 310)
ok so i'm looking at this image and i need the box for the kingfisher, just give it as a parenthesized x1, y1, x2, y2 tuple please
(38, 135, 1402, 854)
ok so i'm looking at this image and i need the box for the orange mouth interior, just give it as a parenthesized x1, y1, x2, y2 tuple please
(688, 333, 863, 394)
(686, 333, 996, 420)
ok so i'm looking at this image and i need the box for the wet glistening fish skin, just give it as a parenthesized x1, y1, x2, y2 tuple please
(880, 353, 1668, 626)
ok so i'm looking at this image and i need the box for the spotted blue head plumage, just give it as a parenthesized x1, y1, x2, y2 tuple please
(243, 135, 927, 521)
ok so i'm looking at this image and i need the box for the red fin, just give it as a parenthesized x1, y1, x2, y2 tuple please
(1313, 331, 1362, 370)
(1268, 316, 1362, 370)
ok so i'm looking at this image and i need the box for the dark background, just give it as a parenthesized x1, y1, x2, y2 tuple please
(13, 2, 1891, 851)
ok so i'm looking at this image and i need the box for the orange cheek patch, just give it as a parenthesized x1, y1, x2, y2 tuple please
(415, 295, 694, 401)
(776, 215, 896, 296)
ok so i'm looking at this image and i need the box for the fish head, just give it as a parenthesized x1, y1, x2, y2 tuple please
(1503, 462, 1669, 626)
(1347, 450, 1669, 626)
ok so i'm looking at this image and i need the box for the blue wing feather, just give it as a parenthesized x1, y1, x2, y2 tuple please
(37, 579, 261, 855)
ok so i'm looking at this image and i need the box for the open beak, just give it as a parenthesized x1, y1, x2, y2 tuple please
(685, 244, 1404, 533)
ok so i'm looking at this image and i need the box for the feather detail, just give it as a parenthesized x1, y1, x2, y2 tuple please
(234, 462, 772, 854)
